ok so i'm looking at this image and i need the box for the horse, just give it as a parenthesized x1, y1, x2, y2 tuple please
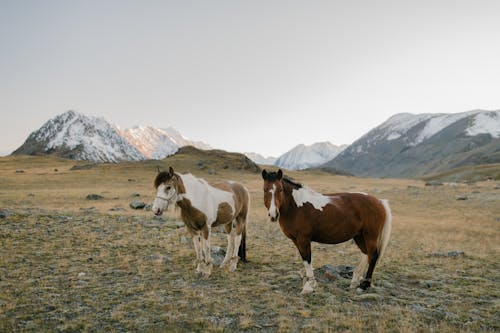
(261, 169, 392, 294)
(152, 167, 249, 277)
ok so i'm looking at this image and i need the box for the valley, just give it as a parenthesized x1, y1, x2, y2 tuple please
(0, 154, 498, 331)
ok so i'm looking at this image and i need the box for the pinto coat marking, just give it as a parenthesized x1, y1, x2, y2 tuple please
(262, 169, 392, 294)
(153, 167, 249, 276)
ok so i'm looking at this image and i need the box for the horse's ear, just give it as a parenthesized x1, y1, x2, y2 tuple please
(277, 169, 283, 180)
(169, 166, 174, 177)
(262, 169, 268, 180)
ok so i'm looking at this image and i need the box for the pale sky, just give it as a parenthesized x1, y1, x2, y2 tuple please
(1, 1, 499, 157)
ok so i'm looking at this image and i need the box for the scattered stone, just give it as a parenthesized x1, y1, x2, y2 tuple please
(109, 207, 126, 212)
(0, 210, 13, 218)
(131, 193, 140, 197)
(456, 195, 468, 201)
(130, 201, 146, 209)
(128, 178, 137, 182)
(78, 272, 86, 278)
(198, 162, 207, 170)
(27, 193, 35, 197)
(180, 236, 189, 244)
(54, 168, 58, 172)
(175, 221, 185, 228)
(429, 250, 465, 258)
(80, 207, 97, 213)
(86, 194, 104, 200)
(419, 280, 438, 288)
(315, 265, 355, 282)
(208, 169, 217, 175)
(15, 169, 24, 173)
(494, 185, 500, 190)
(211, 246, 226, 266)
(144, 204, 152, 211)
(425, 181, 443, 187)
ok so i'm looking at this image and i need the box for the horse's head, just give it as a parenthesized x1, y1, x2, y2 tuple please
(261, 169, 285, 222)
(152, 166, 180, 216)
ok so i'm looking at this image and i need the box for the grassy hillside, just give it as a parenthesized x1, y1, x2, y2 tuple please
(423, 163, 500, 183)
(1, 154, 499, 331)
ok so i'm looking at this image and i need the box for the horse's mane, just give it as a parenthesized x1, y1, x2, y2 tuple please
(282, 176, 303, 189)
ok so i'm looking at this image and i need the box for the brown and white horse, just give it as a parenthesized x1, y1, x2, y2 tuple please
(262, 169, 392, 294)
(152, 167, 249, 277)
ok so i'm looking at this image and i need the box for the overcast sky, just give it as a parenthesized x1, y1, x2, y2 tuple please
(1, 1, 499, 157)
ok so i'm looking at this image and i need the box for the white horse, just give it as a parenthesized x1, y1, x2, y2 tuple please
(152, 167, 249, 276)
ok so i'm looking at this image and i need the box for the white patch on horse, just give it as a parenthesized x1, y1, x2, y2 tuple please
(268, 184, 278, 218)
(292, 187, 331, 211)
(178, 173, 235, 226)
(351, 192, 368, 195)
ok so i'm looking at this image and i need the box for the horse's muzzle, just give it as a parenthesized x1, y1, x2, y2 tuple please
(269, 213, 280, 222)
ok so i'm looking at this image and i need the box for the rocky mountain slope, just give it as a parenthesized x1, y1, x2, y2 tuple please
(323, 110, 500, 178)
(12, 111, 145, 162)
(12, 111, 211, 162)
(274, 142, 347, 170)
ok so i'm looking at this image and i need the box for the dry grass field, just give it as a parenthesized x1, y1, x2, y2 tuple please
(1, 154, 499, 332)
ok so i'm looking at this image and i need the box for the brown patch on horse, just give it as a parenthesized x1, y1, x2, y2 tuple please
(177, 197, 208, 233)
(214, 202, 233, 227)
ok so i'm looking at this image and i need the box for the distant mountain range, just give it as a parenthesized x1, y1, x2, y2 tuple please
(273, 142, 347, 170)
(322, 110, 500, 178)
(244, 152, 277, 166)
(11, 109, 500, 179)
(12, 111, 211, 162)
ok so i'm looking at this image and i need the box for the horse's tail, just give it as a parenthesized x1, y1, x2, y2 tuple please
(237, 187, 249, 262)
(377, 199, 392, 260)
(238, 223, 247, 262)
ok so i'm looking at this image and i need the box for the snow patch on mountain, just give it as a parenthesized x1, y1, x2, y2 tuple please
(274, 142, 347, 170)
(245, 152, 277, 165)
(466, 112, 500, 138)
(28, 110, 145, 162)
(120, 126, 211, 159)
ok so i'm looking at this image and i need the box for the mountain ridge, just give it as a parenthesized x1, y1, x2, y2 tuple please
(12, 111, 211, 162)
(322, 109, 500, 178)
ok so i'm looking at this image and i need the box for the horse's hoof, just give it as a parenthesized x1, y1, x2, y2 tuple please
(359, 280, 371, 291)
(301, 280, 315, 294)
(228, 258, 238, 272)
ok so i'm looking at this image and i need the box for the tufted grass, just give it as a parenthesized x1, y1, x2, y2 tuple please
(0, 155, 499, 332)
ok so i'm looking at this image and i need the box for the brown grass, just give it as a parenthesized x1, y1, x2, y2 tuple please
(0, 155, 499, 332)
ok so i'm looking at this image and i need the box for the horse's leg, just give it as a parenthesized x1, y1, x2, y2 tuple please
(358, 237, 379, 290)
(188, 229, 203, 274)
(220, 223, 234, 269)
(228, 219, 245, 272)
(200, 225, 213, 277)
(350, 254, 368, 288)
(295, 238, 316, 294)
(351, 235, 369, 288)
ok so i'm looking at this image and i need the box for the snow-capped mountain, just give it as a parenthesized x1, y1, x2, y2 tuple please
(120, 126, 211, 159)
(244, 152, 277, 166)
(12, 111, 212, 162)
(13, 111, 145, 162)
(274, 142, 347, 170)
(323, 110, 500, 178)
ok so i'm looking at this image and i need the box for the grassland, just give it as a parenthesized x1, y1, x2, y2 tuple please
(0, 154, 499, 332)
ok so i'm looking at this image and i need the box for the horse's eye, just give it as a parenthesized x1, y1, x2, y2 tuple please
(166, 186, 172, 191)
